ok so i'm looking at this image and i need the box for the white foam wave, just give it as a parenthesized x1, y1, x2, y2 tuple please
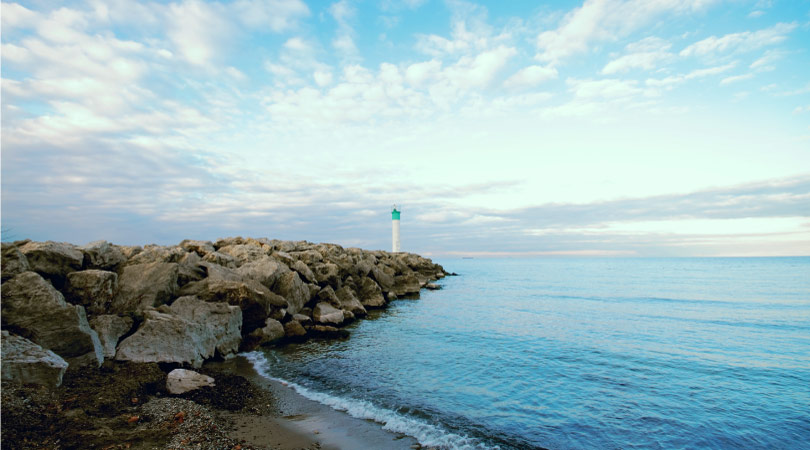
(243, 351, 496, 450)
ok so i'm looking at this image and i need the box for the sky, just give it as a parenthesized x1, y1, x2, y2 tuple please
(1, 0, 809, 257)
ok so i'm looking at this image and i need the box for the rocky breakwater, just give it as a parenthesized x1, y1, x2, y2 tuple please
(1, 237, 447, 386)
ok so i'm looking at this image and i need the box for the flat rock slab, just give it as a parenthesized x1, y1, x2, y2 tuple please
(166, 368, 215, 394)
(1, 331, 68, 388)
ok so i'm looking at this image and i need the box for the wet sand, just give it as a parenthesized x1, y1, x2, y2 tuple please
(212, 355, 420, 450)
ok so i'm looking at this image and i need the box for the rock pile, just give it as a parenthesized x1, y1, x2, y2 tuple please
(1, 237, 446, 385)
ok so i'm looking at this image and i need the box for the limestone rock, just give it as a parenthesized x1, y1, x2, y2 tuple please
(81, 241, 126, 271)
(217, 244, 269, 266)
(177, 252, 206, 286)
(89, 315, 134, 358)
(64, 270, 118, 315)
(292, 260, 316, 283)
(310, 325, 349, 339)
(202, 251, 237, 269)
(336, 286, 367, 317)
(290, 249, 323, 265)
(179, 278, 286, 335)
(19, 241, 83, 287)
(243, 318, 285, 350)
(127, 245, 185, 265)
(1, 331, 68, 388)
(284, 320, 307, 338)
(292, 313, 312, 326)
(112, 262, 179, 313)
(235, 256, 288, 290)
(179, 240, 216, 256)
(312, 302, 344, 326)
(316, 286, 341, 308)
(169, 296, 242, 358)
(115, 310, 212, 368)
(272, 271, 310, 315)
(2, 272, 103, 367)
(312, 262, 340, 288)
(426, 283, 442, 290)
(166, 368, 215, 394)
(1, 243, 30, 282)
(370, 265, 395, 292)
(392, 273, 421, 297)
(357, 276, 386, 308)
(271, 251, 295, 267)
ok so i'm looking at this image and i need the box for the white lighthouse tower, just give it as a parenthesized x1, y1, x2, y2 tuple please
(392, 205, 401, 253)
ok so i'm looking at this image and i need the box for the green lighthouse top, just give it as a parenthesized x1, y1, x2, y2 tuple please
(392, 205, 400, 220)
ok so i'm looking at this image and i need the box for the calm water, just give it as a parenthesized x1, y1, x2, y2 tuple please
(247, 257, 810, 449)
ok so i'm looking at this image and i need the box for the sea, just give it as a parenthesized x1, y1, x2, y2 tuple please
(246, 257, 810, 449)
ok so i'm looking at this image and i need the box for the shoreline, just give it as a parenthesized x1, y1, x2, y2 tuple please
(209, 355, 422, 450)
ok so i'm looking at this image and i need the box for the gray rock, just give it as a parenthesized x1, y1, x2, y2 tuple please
(169, 296, 242, 358)
(64, 270, 118, 315)
(179, 278, 286, 335)
(310, 325, 349, 338)
(272, 271, 310, 315)
(115, 310, 212, 368)
(336, 286, 367, 317)
(244, 318, 285, 350)
(392, 273, 421, 296)
(312, 262, 340, 288)
(1, 243, 30, 282)
(290, 249, 323, 265)
(166, 368, 215, 394)
(357, 276, 386, 308)
(202, 251, 237, 269)
(177, 251, 206, 286)
(89, 315, 134, 358)
(2, 272, 103, 367)
(179, 240, 216, 256)
(126, 245, 185, 265)
(19, 241, 83, 287)
(292, 313, 312, 326)
(425, 283, 442, 290)
(81, 240, 126, 271)
(312, 302, 344, 326)
(271, 251, 295, 267)
(112, 262, 179, 313)
(316, 286, 341, 308)
(1, 331, 68, 388)
(217, 244, 267, 266)
(370, 264, 395, 292)
(236, 256, 288, 289)
(292, 260, 316, 283)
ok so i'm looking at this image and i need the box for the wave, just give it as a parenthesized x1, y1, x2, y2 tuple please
(243, 351, 496, 450)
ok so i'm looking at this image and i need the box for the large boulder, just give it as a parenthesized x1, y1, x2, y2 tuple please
(312, 302, 344, 326)
(369, 265, 395, 292)
(179, 278, 287, 334)
(272, 271, 310, 315)
(115, 310, 212, 368)
(112, 262, 179, 313)
(166, 368, 215, 394)
(283, 320, 307, 339)
(1, 331, 68, 388)
(169, 296, 242, 358)
(290, 249, 323, 265)
(335, 286, 367, 317)
(1, 272, 103, 367)
(81, 240, 126, 271)
(312, 262, 340, 288)
(126, 245, 185, 265)
(235, 256, 288, 290)
(179, 240, 216, 256)
(243, 318, 285, 350)
(1, 243, 30, 282)
(357, 276, 386, 308)
(18, 241, 83, 287)
(316, 286, 341, 307)
(64, 270, 118, 315)
(89, 315, 134, 358)
(177, 251, 207, 286)
(218, 244, 267, 266)
(202, 251, 237, 269)
(392, 272, 421, 297)
(292, 260, 316, 283)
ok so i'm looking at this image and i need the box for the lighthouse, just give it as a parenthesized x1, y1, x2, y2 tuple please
(392, 205, 401, 253)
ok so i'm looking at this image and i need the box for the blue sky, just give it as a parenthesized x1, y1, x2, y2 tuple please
(1, 0, 809, 257)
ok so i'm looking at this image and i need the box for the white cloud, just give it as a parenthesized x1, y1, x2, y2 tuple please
(750, 49, 784, 70)
(504, 65, 558, 89)
(233, 0, 309, 32)
(601, 36, 674, 74)
(405, 60, 442, 86)
(748, 10, 765, 18)
(313, 70, 334, 87)
(166, 0, 231, 65)
(535, 0, 719, 65)
(1, 2, 39, 29)
(680, 22, 797, 57)
(329, 0, 359, 59)
(645, 62, 736, 89)
(794, 105, 810, 114)
(568, 78, 646, 99)
(720, 73, 754, 85)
